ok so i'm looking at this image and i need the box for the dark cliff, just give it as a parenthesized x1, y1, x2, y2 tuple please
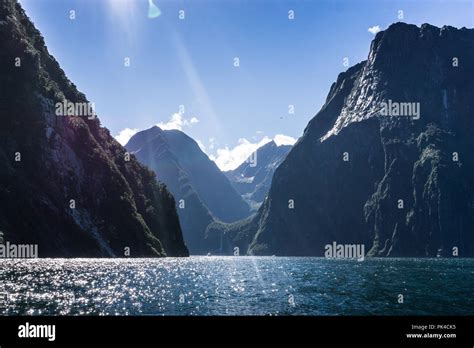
(126, 126, 251, 254)
(214, 23, 474, 257)
(0, 1, 188, 257)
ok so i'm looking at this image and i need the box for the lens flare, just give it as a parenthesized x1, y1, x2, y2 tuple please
(148, 0, 161, 19)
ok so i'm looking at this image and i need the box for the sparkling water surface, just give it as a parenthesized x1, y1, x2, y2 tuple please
(0, 257, 473, 315)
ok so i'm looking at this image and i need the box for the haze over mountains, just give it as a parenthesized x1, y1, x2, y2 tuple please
(0, 1, 188, 257)
(225, 141, 291, 210)
(125, 126, 252, 254)
(126, 128, 292, 254)
(209, 23, 474, 257)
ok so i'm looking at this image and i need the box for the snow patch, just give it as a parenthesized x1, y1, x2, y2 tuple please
(235, 175, 254, 184)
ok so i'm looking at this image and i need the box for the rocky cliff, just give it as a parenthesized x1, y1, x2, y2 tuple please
(0, 0, 188, 257)
(225, 141, 291, 210)
(214, 23, 474, 257)
(126, 126, 251, 254)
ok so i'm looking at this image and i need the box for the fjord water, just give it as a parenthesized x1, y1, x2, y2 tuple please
(1, 257, 472, 315)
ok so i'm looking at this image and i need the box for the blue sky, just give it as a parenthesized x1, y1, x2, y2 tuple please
(19, 0, 474, 170)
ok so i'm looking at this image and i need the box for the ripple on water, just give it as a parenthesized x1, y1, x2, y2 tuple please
(0, 257, 473, 315)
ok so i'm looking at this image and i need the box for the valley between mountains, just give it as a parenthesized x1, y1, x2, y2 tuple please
(1, 1, 473, 257)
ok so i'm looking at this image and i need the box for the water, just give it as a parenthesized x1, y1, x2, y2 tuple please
(0, 257, 473, 315)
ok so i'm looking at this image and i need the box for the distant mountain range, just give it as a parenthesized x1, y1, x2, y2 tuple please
(225, 141, 291, 210)
(0, 1, 188, 257)
(209, 23, 474, 257)
(126, 126, 252, 254)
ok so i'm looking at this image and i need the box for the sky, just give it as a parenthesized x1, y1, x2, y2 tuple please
(19, 0, 474, 170)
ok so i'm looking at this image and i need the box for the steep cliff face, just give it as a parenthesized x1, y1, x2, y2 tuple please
(223, 23, 474, 257)
(225, 141, 291, 209)
(126, 126, 251, 254)
(0, 1, 188, 257)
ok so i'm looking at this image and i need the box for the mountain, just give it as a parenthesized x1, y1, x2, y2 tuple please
(209, 22, 474, 257)
(225, 141, 291, 209)
(0, 1, 188, 257)
(125, 126, 251, 254)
